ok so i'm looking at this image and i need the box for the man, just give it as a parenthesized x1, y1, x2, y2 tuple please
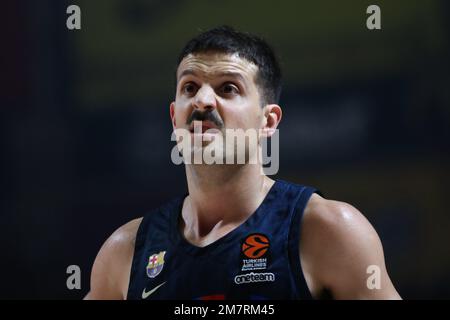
(85, 26, 401, 300)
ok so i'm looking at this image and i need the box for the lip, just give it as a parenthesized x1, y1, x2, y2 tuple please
(189, 120, 220, 133)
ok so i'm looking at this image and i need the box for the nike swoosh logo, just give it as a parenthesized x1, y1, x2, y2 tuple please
(141, 281, 166, 299)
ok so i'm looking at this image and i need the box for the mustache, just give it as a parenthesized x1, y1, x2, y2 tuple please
(186, 110, 224, 128)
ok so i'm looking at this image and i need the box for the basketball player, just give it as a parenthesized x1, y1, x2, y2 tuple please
(85, 26, 401, 300)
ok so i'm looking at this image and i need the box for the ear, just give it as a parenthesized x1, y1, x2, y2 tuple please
(169, 102, 177, 130)
(261, 104, 282, 138)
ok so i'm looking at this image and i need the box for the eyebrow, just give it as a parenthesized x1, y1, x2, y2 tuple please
(178, 69, 247, 84)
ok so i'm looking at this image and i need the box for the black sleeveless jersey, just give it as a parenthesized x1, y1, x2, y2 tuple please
(127, 179, 319, 300)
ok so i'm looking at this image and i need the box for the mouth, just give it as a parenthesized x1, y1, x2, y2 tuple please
(189, 120, 221, 134)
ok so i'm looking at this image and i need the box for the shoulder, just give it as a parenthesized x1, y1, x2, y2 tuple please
(300, 193, 401, 299)
(103, 217, 143, 258)
(85, 217, 143, 300)
(300, 193, 375, 286)
(301, 194, 381, 267)
(302, 193, 376, 242)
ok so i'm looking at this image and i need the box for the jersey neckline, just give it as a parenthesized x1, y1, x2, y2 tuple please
(171, 179, 283, 256)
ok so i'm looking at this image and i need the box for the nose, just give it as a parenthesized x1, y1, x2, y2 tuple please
(193, 85, 216, 111)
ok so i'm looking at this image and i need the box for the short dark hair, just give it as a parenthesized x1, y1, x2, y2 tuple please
(177, 25, 282, 106)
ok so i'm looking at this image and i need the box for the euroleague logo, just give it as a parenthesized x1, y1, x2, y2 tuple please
(236, 234, 273, 284)
(241, 233, 270, 259)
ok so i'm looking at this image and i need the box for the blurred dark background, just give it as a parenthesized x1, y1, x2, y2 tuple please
(1, 0, 449, 299)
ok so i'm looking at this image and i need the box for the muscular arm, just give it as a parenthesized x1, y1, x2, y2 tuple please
(84, 218, 142, 300)
(300, 194, 401, 300)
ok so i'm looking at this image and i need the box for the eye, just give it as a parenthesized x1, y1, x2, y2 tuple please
(182, 82, 198, 95)
(220, 83, 239, 95)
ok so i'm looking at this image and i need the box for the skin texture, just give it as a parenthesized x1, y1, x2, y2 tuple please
(84, 52, 401, 300)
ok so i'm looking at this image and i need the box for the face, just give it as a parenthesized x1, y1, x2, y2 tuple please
(170, 52, 281, 164)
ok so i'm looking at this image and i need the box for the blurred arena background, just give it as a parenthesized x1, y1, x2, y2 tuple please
(1, 0, 449, 299)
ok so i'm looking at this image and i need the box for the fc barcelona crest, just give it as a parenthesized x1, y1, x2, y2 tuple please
(146, 251, 166, 278)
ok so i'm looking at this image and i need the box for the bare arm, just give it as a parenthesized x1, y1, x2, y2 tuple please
(300, 194, 401, 300)
(84, 218, 142, 300)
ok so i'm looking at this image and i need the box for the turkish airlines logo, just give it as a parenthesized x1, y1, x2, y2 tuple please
(241, 234, 270, 259)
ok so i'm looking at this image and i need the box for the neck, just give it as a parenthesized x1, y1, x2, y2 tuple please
(181, 163, 274, 243)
